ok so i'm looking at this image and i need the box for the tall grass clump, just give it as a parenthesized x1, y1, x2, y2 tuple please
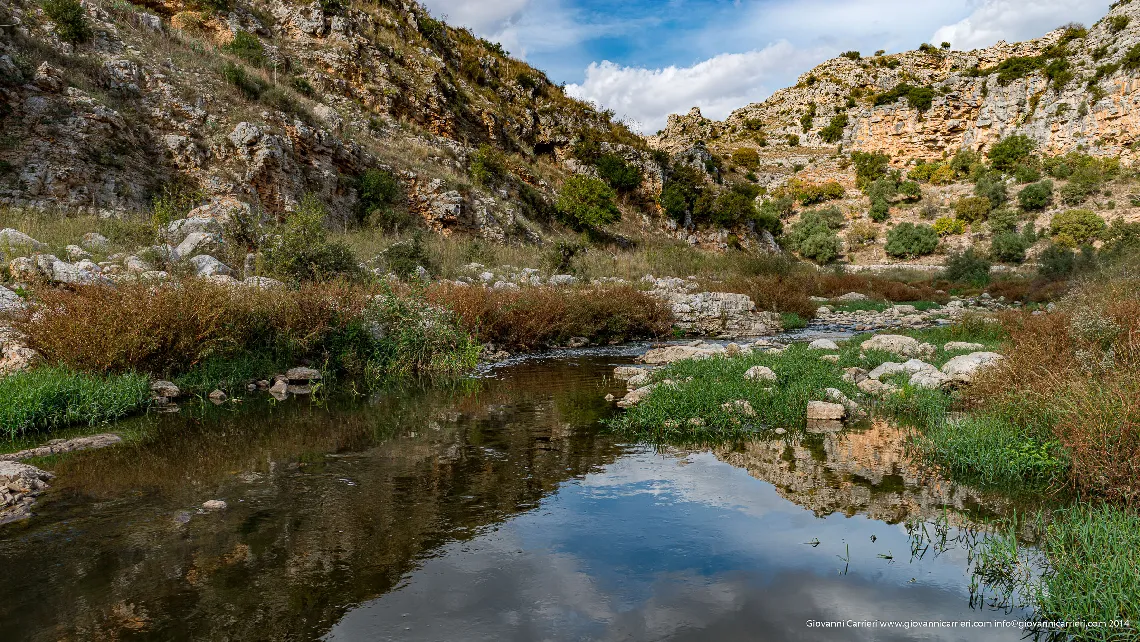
(0, 367, 150, 438)
(428, 283, 672, 349)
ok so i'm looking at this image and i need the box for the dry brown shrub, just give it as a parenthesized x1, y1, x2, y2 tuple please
(1052, 377, 1140, 504)
(427, 284, 671, 349)
(715, 275, 818, 319)
(808, 272, 949, 303)
(18, 280, 371, 375)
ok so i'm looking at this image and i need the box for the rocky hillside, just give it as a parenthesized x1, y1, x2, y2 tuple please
(0, 0, 659, 242)
(655, 1, 1140, 170)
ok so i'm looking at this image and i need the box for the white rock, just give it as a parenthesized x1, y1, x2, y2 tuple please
(174, 232, 220, 259)
(626, 373, 651, 388)
(825, 388, 860, 414)
(167, 217, 215, 242)
(617, 384, 656, 408)
(189, 255, 234, 277)
(722, 399, 755, 416)
(151, 380, 181, 398)
(0, 286, 25, 314)
(837, 292, 869, 302)
(868, 362, 905, 380)
(807, 401, 846, 421)
(80, 232, 109, 251)
(858, 378, 898, 396)
(941, 352, 1004, 384)
(861, 334, 935, 358)
(900, 359, 938, 374)
(613, 366, 647, 380)
(910, 369, 951, 389)
(548, 274, 578, 286)
(743, 365, 777, 382)
(202, 500, 227, 511)
(65, 245, 91, 261)
(639, 345, 723, 365)
(0, 229, 46, 251)
(808, 338, 839, 350)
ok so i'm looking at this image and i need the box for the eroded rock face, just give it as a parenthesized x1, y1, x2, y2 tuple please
(649, 279, 780, 338)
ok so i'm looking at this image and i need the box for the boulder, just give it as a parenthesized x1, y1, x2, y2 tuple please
(891, 304, 918, 314)
(125, 255, 153, 273)
(167, 217, 215, 242)
(0, 286, 24, 315)
(639, 344, 722, 365)
(617, 384, 655, 408)
(825, 388, 860, 415)
(65, 245, 91, 261)
(944, 341, 985, 352)
(189, 255, 234, 277)
(941, 352, 1004, 384)
(208, 390, 227, 403)
(842, 367, 868, 384)
(868, 362, 905, 381)
(202, 500, 228, 511)
(0, 434, 121, 462)
(0, 229, 46, 251)
(286, 367, 322, 383)
(808, 338, 839, 350)
(548, 274, 577, 286)
(0, 461, 54, 525)
(174, 232, 220, 259)
(807, 401, 846, 421)
(861, 334, 935, 358)
(857, 378, 898, 396)
(910, 369, 951, 390)
(626, 373, 651, 389)
(151, 380, 181, 399)
(836, 292, 869, 302)
(743, 365, 777, 382)
(900, 359, 938, 374)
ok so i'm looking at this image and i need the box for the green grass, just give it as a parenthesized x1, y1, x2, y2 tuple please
(173, 352, 291, 395)
(911, 414, 1067, 488)
(780, 312, 808, 329)
(973, 504, 1140, 640)
(0, 367, 151, 440)
(609, 344, 859, 442)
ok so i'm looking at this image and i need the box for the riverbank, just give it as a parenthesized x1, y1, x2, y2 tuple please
(604, 272, 1140, 636)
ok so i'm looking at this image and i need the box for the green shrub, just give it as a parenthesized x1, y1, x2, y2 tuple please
(954, 196, 991, 223)
(819, 113, 848, 143)
(897, 180, 922, 202)
(224, 31, 266, 66)
(290, 76, 316, 96)
(851, 151, 891, 190)
(841, 50, 861, 60)
(731, 147, 760, 169)
(786, 134, 800, 146)
(1123, 43, 1140, 72)
(973, 172, 1008, 207)
(1017, 179, 1053, 210)
(987, 134, 1036, 172)
(0, 367, 150, 438)
(845, 221, 878, 248)
(1050, 209, 1105, 247)
(869, 199, 890, 222)
(263, 194, 361, 282)
(1013, 163, 1041, 183)
(356, 168, 404, 228)
(221, 61, 267, 100)
(1108, 14, 1131, 34)
(379, 232, 435, 279)
(933, 217, 965, 236)
(595, 154, 643, 192)
(355, 291, 480, 379)
(943, 249, 991, 286)
(709, 190, 756, 227)
(990, 231, 1028, 263)
(42, 0, 91, 44)
(469, 144, 506, 187)
(556, 176, 620, 229)
(987, 208, 1020, 234)
(1038, 243, 1075, 278)
(885, 222, 939, 258)
(788, 179, 844, 205)
(874, 83, 934, 111)
(785, 207, 844, 264)
(1101, 218, 1140, 256)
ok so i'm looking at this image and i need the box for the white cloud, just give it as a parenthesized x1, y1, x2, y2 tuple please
(932, 0, 1113, 51)
(565, 42, 825, 133)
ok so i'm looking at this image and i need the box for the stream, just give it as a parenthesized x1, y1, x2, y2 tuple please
(0, 345, 1039, 641)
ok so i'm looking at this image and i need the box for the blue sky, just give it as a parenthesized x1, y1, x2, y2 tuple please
(421, 0, 1113, 132)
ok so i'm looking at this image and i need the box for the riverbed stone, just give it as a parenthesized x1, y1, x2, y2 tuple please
(626, 373, 651, 389)
(836, 292, 869, 302)
(806, 401, 846, 421)
(613, 366, 647, 380)
(868, 362, 905, 380)
(842, 367, 868, 384)
(202, 500, 227, 511)
(286, 367, 322, 383)
(639, 344, 722, 365)
(208, 390, 227, 404)
(617, 384, 655, 408)
(0, 434, 122, 462)
(151, 380, 180, 399)
(744, 365, 777, 382)
(825, 388, 860, 415)
(0, 461, 53, 525)
(941, 352, 1004, 384)
(910, 369, 952, 389)
(861, 334, 935, 359)
(808, 338, 839, 350)
(722, 399, 755, 416)
(857, 378, 898, 396)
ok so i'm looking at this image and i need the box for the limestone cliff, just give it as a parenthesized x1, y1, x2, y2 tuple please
(654, 1, 1140, 171)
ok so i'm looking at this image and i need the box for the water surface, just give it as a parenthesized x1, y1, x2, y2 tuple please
(0, 353, 1032, 640)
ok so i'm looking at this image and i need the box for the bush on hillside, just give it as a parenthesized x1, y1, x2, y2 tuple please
(869, 199, 890, 222)
(988, 134, 1036, 173)
(819, 114, 849, 143)
(954, 196, 992, 223)
(990, 231, 1029, 263)
(974, 172, 1009, 208)
(851, 151, 891, 190)
(470, 144, 507, 187)
(357, 168, 403, 228)
(1018, 180, 1053, 211)
(596, 154, 643, 192)
(731, 147, 760, 169)
(845, 221, 878, 249)
(264, 194, 361, 282)
(784, 208, 844, 264)
(885, 222, 939, 258)
(943, 249, 991, 286)
(43, 0, 91, 44)
(225, 31, 266, 66)
(556, 176, 620, 229)
(1050, 209, 1106, 247)
(933, 217, 965, 236)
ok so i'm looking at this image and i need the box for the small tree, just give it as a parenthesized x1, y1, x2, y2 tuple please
(954, 196, 992, 223)
(885, 222, 939, 258)
(1017, 180, 1053, 211)
(987, 134, 1036, 172)
(43, 0, 91, 44)
(990, 231, 1029, 263)
(943, 249, 991, 286)
(264, 194, 360, 282)
(1050, 209, 1106, 247)
(556, 176, 620, 229)
(731, 147, 760, 169)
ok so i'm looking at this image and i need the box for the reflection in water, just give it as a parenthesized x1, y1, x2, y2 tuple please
(0, 355, 1030, 641)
